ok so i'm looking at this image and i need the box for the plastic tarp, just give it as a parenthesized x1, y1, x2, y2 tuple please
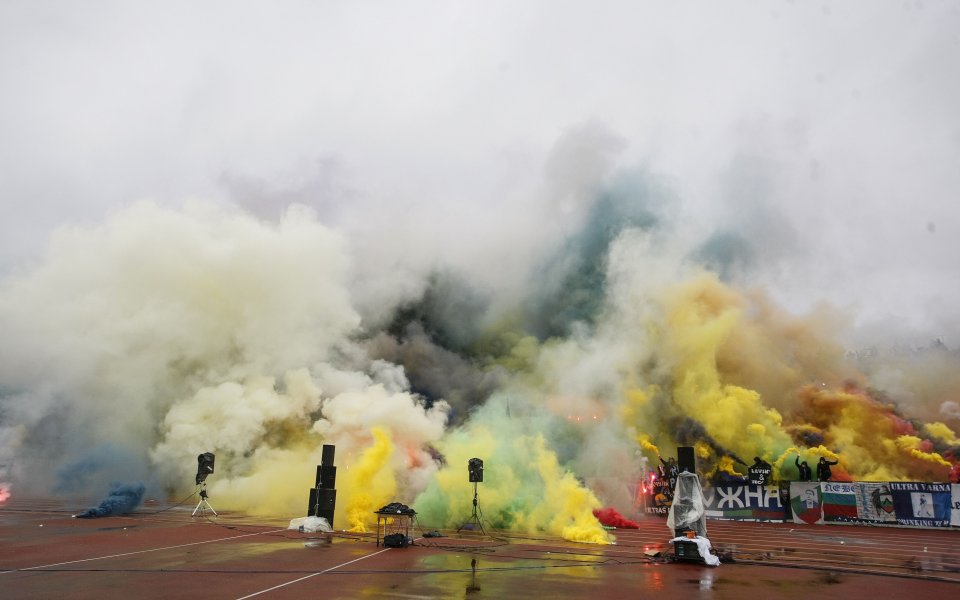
(667, 471, 708, 538)
(288, 516, 332, 533)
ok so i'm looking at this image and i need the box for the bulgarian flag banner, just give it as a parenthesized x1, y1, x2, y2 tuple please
(822, 482, 858, 523)
(790, 482, 823, 525)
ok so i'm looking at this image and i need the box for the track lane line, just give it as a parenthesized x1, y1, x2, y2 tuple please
(0, 528, 287, 574)
(235, 535, 425, 599)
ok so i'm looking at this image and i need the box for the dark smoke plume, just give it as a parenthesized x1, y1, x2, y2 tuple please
(673, 417, 747, 466)
(75, 482, 146, 518)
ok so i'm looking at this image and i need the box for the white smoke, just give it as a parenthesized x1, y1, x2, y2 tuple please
(0, 202, 360, 493)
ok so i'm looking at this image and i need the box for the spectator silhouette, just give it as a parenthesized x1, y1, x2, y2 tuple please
(816, 457, 838, 481)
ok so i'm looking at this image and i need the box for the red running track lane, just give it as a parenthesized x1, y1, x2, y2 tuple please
(1, 496, 958, 599)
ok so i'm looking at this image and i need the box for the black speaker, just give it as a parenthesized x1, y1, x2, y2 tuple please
(316, 465, 337, 489)
(196, 452, 215, 485)
(383, 533, 409, 548)
(321, 444, 336, 466)
(468, 457, 483, 483)
(308, 488, 336, 523)
(677, 446, 695, 474)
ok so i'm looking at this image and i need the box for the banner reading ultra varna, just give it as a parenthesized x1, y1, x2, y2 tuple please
(788, 482, 958, 528)
(888, 482, 952, 527)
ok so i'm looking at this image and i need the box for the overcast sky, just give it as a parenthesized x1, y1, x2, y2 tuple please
(2, 0, 959, 344)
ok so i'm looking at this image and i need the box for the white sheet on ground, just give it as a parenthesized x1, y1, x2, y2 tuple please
(669, 535, 721, 567)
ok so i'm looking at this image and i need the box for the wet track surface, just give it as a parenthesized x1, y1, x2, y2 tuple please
(2, 496, 958, 599)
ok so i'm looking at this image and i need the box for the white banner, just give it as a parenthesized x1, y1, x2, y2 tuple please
(854, 483, 896, 523)
(952, 484, 960, 527)
(790, 482, 823, 525)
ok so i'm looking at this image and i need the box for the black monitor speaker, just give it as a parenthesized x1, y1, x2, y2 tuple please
(677, 446, 695, 474)
(321, 444, 336, 467)
(308, 488, 336, 523)
(196, 452, 215, 485)
(468, 458, 484, 483)
(316, 465, 337, 489)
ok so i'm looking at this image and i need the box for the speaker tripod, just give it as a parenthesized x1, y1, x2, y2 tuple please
(457, 482, 486, 534)
(192, 482, 218, 517)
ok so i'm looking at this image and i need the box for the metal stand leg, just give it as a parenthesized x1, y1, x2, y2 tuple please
(192, 483, 218, 517)
(457, 482, 485, 534)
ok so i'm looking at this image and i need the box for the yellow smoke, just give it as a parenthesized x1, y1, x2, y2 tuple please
(425, 416, 610, 544)
(703, 455, 740, 481)
(772, 446, 799, 480)
(895, 435, 952, 469)
(621, 388, 649, 423)
(210, 445, 317, 515)
(714, 289, 852, 413)
(801, 387, 950, 481)
(341, 427, 396, 532)
(693, 442, 712, 460)
(662, 275, 792, 461)
(431, 426, 504, 523)
(622, 382, 672, 465)
(772, 445, 841, 480)
(527, 435, 611, 545)
(924, 422, 958, 445)
(635, 432, 660, 457)
(149, 369, 327, 510)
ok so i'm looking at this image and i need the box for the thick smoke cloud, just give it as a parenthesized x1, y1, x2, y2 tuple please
(75, 482, 146, 518)
(2, 2, 960, 539)
(0, 203, 359, 495)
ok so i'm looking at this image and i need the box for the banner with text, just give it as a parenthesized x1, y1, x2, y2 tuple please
(639, 478, 673, 515)
(889, 482, 952, 527)
(822, 482, 858, 523)
(703, 483, 786, 521)
(646, 479, 958, 527)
